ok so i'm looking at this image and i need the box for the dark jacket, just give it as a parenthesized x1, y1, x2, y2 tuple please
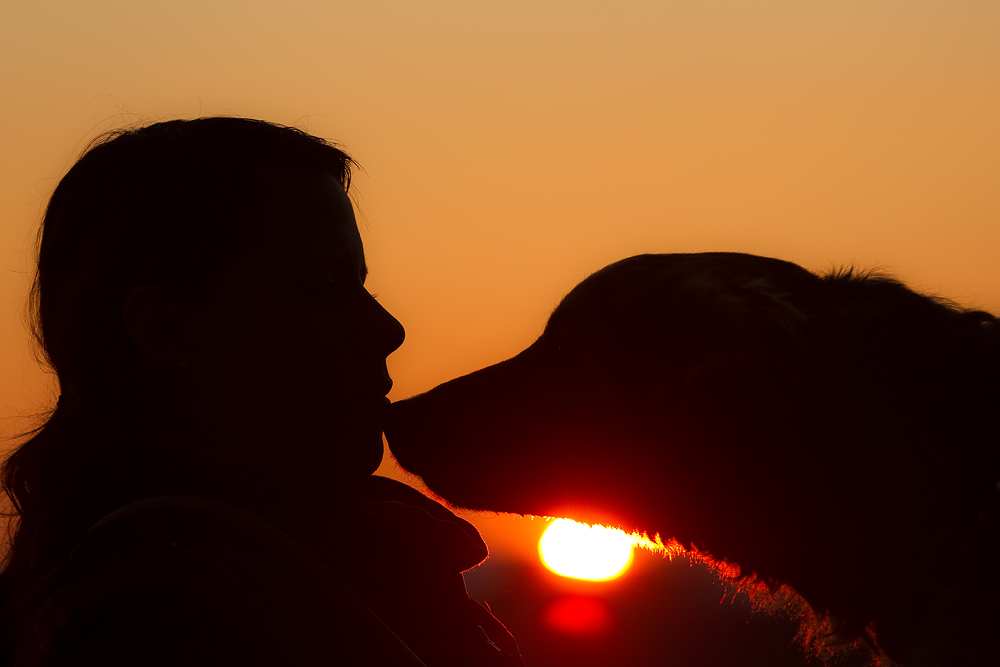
(8, 476, 522, 666)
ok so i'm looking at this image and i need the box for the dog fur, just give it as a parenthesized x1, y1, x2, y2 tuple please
(386, 252, 1000, 667)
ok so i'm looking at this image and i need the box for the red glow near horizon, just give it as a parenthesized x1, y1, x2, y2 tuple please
(542, 595, 613, 635)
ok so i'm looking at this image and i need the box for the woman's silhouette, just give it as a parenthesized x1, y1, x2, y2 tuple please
(0, 117, 521, 666)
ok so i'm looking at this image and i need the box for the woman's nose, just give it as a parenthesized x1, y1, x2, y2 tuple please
(373, 299, 405, 356)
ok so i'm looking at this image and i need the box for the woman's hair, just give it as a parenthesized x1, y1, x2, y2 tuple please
(0, 117, 356, 598)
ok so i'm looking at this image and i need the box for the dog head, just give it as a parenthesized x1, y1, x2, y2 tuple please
(386, 253, 829, 543)
(386, 252, 1000, 665)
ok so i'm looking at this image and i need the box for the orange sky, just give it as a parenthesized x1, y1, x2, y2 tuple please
(2, 0, 998, 559)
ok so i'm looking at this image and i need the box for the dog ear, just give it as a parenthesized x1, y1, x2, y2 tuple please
(660, 272, 815, 419)
(727, 276, 812, 380)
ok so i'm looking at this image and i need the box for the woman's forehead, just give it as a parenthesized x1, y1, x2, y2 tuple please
(238, 169, 364, 273)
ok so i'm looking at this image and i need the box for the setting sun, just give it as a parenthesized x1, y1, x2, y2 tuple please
(539, 519, 634, 581)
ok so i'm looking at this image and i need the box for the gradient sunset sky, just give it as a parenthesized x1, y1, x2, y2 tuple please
(2, 1, 998, 556)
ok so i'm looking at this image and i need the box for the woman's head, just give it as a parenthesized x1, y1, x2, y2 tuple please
(8, 117, 404, 527)
(36, 118, 358, 413)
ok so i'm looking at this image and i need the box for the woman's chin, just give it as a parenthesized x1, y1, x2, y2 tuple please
(360, 432, 386, 476)
(326, 429, 385, 483)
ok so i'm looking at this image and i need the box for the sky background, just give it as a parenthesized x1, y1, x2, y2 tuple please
(1, 2, 998, 658)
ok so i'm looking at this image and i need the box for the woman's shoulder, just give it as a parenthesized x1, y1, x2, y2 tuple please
(12, 495, 427, 667)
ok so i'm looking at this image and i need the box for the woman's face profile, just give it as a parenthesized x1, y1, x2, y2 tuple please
(178, 168, 405, 486)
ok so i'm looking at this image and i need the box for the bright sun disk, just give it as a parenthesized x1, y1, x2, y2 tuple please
(539, 518, 634, 581)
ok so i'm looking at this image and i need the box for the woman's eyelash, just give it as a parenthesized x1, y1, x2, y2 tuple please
(318, 276, 376, 300)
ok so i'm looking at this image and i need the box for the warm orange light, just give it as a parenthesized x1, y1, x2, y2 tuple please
(539, 518, 634, 581)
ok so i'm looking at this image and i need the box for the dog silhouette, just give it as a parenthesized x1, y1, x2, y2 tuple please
(387, 252, 1000, 667)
